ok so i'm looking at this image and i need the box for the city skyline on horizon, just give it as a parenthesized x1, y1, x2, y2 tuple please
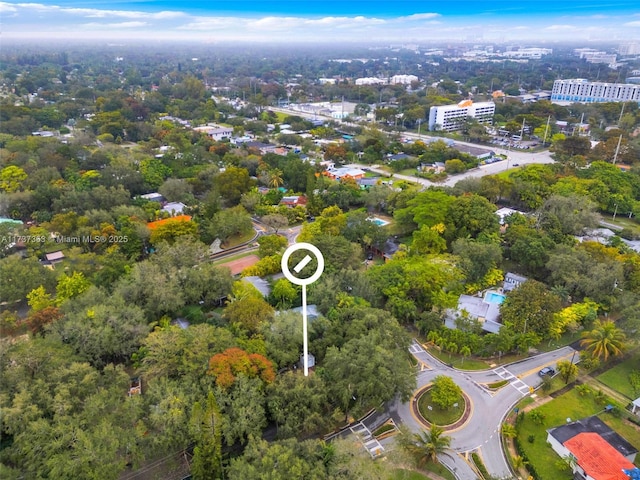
(1, 1, 640, 44)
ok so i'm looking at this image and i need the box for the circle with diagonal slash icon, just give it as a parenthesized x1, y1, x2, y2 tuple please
(281, 242, 324, 286)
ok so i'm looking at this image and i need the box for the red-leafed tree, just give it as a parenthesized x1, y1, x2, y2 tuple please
(26, 306, 63, 337)
(208, 347, 275, 389)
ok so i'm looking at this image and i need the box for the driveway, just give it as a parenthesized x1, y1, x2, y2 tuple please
(392, 342, 579, 479)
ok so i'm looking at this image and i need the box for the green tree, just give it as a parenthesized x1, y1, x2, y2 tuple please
(580, 319, 626, 362)
(26, 285, 54, 312)
(399, 424, 451, 467)
(257, 234, 287, 258)
(190, 391, 223, 480)
(267, 168, 284, 188)
(223, 295, 275, 335)
(214, 166, 256, 206)
(0, 255, 56, 303)
(452, 237, 502, 283)
(0, 165, 28, 192)
(226, 437, 328, 480)
(149, 217, 198, 245)
(445, 194, 499, 241)
(500, 280, 562, 337)
(411, 224, 447, 255)
(430, 375, 461, 410)
(321, 331, 414, 421)
(459, 345, 471, 365)
(53, 290, 148, 368)
(208, 205, 253, 243)
(501, 423, 517, 438)
(557, 359, 579, 384)
(215, 375, 269, 446)
(55, 271, 91, 305)
(266, 371, 330, 439)
(270, 279, 298, 309)
(261, 213, 289, 234)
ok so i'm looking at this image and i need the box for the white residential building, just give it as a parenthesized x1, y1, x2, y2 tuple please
(193, 124, 233, 141)
(551, 79, 640, 104)
(502, 48, 552, 59)
(428, 100, 495, 132)
(355, 77, 387, 85)
(390, 74, 419, 85)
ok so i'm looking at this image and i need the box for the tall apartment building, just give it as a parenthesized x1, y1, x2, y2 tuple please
(551, 79, 640, 104)
(428, 100, 495, 132)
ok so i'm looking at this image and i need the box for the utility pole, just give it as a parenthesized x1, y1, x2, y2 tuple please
(613, 203, 619, 220)
(542, 115, 550, 146)
(619, 102, 626, 125)
(612, 134, 623, 164)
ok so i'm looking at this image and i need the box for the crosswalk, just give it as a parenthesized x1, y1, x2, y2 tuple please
(408, 342, 425, 354)
(349, 422, 384, 458)
(492, 366, 531, 395)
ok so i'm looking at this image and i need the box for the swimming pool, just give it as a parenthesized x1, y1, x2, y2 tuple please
(485, 291, 506, 304)
(368, 216, 390, 227)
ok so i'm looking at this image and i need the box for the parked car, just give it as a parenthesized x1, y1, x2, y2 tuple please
(538, 366, 555, 377)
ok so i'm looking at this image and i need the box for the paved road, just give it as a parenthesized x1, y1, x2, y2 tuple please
(347, 145, 554, 190)
(393, 342, 579, 479)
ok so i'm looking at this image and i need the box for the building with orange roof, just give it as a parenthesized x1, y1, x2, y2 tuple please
(146, 215, 192, 230)
(428, 100, 495, 132)
(564, 432, 635, 480)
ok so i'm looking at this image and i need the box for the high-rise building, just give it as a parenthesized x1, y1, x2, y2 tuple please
(428, 100, 495, 132)
(551, 79, 640, 103)
(619, 43, 640, 56)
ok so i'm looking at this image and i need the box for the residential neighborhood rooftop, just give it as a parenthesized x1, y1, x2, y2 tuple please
(564, 432, 635, 480)
(548, 416, 638, 459)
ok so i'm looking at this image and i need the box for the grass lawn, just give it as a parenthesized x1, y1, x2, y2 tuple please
(391, 465, 455, 480)
(391, 470, 430, 480)
(426, 347, 491, 370)
(537, 330, 582, 353)
(516, 389, 640, 480)
(417, 390, 464, 426)
(211, 249, 256, 266)
(398, 168, 419, 176)
(601, 213, 640, 235)
(274, 111, 288, 123)
(597, 352, 640, 400)
(223, 230, 256, 248)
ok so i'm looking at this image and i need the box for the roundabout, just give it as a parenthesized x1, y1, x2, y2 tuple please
(411, 384, 472, 431)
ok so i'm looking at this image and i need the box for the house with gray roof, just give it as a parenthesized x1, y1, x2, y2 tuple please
(547, 416, 638, 463)
(503, 272, 527, 292)
(446, 293, 503, 333)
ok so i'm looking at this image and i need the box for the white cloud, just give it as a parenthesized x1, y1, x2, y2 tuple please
(82, 21, 148, 29)
(624, 20, 640, 26)
(398, 13, 441, 21)
(10, 2, 184, 19)
(545, 24, 577, 30)
(178, 17, 236, 30)
(0, 2, 17, 13)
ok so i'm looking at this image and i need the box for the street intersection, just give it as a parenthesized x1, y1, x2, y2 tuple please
(387, 341, 579, 479)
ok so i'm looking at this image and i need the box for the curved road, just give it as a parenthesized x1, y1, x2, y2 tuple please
(389, 342, 578, 479)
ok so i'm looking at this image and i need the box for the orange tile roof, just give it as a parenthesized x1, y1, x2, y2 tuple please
(564, 432, 635, 480)
(147, 215, 192, 230)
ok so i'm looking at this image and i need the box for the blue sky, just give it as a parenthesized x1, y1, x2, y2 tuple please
(1, 1, 639, 42)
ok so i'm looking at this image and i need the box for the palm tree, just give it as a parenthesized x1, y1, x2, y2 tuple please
(404, 425, 451, 467)
(580, 320, 626, 362)
(267, 169, 284, 189)
(512, 455, 528, 470)
(501, 423, 517, 439)
(459, 345, 471, 365)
